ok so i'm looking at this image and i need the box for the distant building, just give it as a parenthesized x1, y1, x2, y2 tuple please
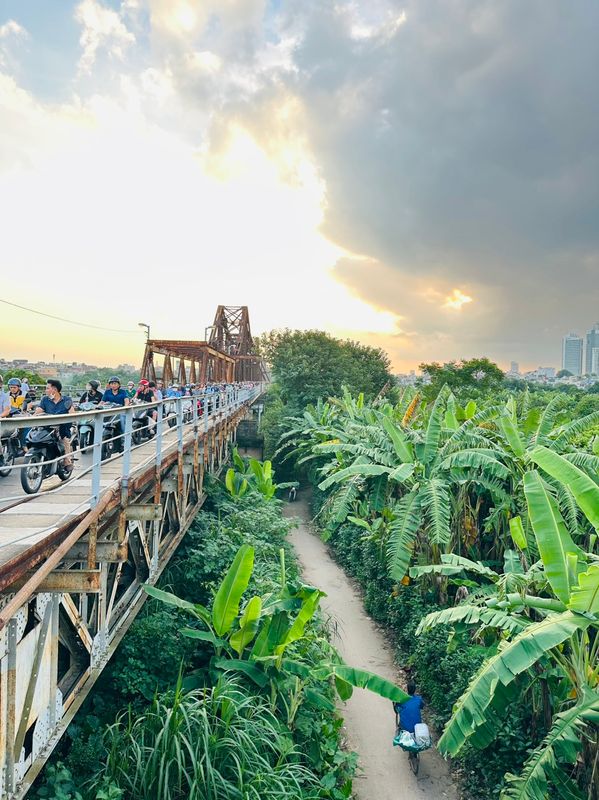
(536, 367, 556, 379)
(562, 333, 583, 376)
(586, 323, 599, 374)
(509, 361, 519, 374)
(592, 348, 599, 376)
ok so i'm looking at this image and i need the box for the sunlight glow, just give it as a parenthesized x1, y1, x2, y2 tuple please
(443, 289, 473, 311)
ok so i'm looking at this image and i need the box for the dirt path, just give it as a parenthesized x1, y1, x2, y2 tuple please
(284, 496, 457, 800)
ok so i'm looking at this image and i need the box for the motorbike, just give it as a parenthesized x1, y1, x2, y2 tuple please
(76, 401, 98, 452)
(100, 403, 125, 459)
(20, 425, 74, 494)
(132, 404, 155, 445)
(0, 410, 25, 477)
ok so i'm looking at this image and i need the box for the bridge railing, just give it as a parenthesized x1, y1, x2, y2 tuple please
(0, 384, 264, 514)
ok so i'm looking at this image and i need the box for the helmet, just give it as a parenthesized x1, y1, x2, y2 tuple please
(139, 379, 149, 387)
(89, 380, 100, 391)
(108, 376, 121, 385)
(127, 381, 135, 387)
(7, 378, 21, 387)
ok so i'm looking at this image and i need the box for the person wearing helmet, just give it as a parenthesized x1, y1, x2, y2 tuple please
(7, 378, 26, 412)
(0, 376, 11, 419)
(135, 379, 159, 430)
(100, 377, 130, 449)
(80, 380, 103, 405)
(101, 377, 130, 407)
(125, 381, 136, 400)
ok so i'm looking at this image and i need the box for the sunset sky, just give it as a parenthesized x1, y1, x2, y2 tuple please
(1, 1, 597, 372)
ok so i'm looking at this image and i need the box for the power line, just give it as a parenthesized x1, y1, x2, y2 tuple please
(0, 297, 139, 334)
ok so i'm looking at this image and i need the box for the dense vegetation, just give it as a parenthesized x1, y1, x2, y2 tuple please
(34, 480, 366, 800)
(255, 329, 393, 475)
(277, 384, 599, 799)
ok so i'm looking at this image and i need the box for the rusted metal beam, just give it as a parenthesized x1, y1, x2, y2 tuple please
(66, 541, 128, 563)
(124, 504, 162, 521)
(7, 569, 101, 594)
(0, 487, 117, 628)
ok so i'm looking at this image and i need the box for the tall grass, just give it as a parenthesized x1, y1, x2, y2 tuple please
(91, 677, 320, 800)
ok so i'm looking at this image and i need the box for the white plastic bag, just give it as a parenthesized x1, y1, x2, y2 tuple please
(414, 723, 431, 749)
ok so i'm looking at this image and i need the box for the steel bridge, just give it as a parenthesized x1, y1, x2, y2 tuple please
(0, 307, 267, 798)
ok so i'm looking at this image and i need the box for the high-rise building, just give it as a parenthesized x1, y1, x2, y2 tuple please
(562, 333, 583, 376)
(592, 348, 599, 376)
(586, 323, 599, 374)
(509, 361, 519, 374)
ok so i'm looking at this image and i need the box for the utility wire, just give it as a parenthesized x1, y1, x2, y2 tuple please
(0, 297, 139, 334)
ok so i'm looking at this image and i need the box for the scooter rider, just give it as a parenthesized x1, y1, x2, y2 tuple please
(0, 376, 11, 419)
(34, 379, 75, 469)
(79, 380, 103, 405)
(7, 378, 26, 412)
(100, 376, 130, 444)
(136, 379, 159, 428)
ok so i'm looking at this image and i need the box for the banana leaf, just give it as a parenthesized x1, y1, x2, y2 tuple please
(500, 689, 599, 800)
(529, 446, 599, 532)
(568, 564, 599, 615)
(212, 656, 269, 688)
(381, 416, 414, 463)
(143, 585, 211, 626)
(523, 471, 585, 604)
(438, 611, 593, 756)
(212, 544, 254, 636)
(327, 664, 409, 703)
(229, 596, 262, 655)
(387, 489, 421, 580)
(318, 463, 391, 491)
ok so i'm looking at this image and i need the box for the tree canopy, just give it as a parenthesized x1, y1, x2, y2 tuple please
(256, 329, 392, 407)
(419, 357, 504, 398)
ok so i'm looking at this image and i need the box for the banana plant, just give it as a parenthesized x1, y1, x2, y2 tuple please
(224, 448, 295, 501)
(413, 450, 599, 799)
(309, 385, 510, 580)
(144, 544, 408, 711)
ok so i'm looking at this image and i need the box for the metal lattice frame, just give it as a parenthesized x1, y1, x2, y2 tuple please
(209, 306, 268, 382)
(0, 393, 261, 799)
(140, 341, 236, 385)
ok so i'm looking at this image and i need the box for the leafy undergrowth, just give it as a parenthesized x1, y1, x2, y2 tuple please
(318, 496, 533, 800)
(34, 484, 356, 800)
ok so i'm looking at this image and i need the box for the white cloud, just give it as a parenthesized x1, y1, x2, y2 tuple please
(0, 20, 27, 39)
(75, 0, 135, 73)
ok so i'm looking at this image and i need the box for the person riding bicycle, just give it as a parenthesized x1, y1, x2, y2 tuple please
(394, 681, 424, 736)
(79, 380, 103, 405)
(34, 379, 75, 469)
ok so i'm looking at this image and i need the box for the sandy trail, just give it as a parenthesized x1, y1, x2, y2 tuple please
(284, 496, 456, 800)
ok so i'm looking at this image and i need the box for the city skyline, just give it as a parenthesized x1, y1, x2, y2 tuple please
(1, 2, 598, 372)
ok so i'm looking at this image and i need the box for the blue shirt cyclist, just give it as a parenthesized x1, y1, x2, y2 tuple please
(394, 681, 424, 733)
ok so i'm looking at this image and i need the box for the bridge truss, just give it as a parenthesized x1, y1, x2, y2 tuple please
(140, 305, 267, 386)
(0, 387, 263, 798)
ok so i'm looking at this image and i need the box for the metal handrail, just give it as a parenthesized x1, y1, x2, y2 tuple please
(0, 383, 263, 508)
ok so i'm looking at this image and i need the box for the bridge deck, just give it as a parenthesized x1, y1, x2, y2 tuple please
(0, 417, 208, 582)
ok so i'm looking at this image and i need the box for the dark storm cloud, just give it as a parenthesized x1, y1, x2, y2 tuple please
(177, 0, 599, 365)
(268, 0, 599, 365)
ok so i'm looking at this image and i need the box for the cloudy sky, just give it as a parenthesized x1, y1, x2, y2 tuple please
(0, 0, 597, 372)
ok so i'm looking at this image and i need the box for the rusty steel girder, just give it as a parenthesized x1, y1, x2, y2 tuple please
(0, 388, 263, 799)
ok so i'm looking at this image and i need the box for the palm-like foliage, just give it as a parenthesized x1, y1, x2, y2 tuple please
(417, 450, 599, 799)
(289, 385, 511, 579)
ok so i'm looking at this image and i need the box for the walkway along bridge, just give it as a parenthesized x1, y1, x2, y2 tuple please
(0, 307, 267, 798)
